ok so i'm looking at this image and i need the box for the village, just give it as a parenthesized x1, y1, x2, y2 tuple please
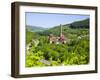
(26, 24, 69, 52)
(48, 24, 67, 44)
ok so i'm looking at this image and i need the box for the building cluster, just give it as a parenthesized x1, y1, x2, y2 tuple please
(48, 24, 67, 44)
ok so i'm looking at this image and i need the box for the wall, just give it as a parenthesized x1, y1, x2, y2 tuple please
(0, 0, 100, 80)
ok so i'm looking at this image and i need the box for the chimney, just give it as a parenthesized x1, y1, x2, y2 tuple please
(60, 24, 62, 36)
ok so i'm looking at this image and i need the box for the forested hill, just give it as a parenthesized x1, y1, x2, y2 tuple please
(38, 18, 89, 37)
(69, 18, 89, 28)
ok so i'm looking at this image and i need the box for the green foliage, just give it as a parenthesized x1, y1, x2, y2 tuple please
(26, 20, 89, 67)
(70, 18, 89, 28)
(26, 49, 46, 67)
(26, 35, 89, 67)
(26, 30, 40, 44)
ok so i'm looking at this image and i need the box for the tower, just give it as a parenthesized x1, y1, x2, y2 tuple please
(59, 24, 66, 44)
(60, 24, 62, 36)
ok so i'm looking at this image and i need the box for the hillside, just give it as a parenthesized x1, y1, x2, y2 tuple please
(26, 25, 47, 32)
(69, 18, 89, 28)
(26, 18, 89, 44)
(26, 18, 89, 33)
(38, 18, 89, 39)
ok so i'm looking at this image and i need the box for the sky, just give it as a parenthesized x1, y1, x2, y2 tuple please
(26, 12, 89, 28)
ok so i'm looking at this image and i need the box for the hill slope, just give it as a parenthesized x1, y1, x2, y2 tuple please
(26, 25, 47, 32)
(69, 18, 89, 28)
(38, 18, 89, 39)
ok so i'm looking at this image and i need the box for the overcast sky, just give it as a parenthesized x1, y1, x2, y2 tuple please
(26, 12, 89, 28)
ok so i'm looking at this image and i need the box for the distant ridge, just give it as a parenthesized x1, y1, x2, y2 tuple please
(26, 25, 47, 32)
